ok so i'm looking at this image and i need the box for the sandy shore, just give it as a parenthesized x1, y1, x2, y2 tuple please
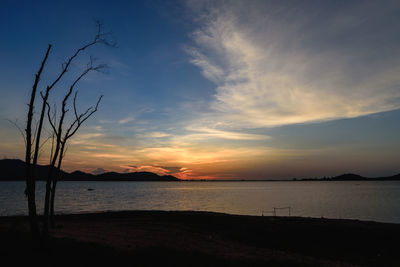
(1, 210, 399, 266)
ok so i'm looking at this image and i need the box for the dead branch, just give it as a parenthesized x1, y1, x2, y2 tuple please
(6, 119, 27, 148)
(33, 20, 113, 173)
(67, 92, 103, 140)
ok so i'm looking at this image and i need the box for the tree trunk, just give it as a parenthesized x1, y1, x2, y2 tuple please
(43, 142, 60, 235)
(43, 167, 53, 235)
(50, 144, 64, 228)
(49, 179, 58, 228)
(24, 44, 51, 238)
(25, 162, 40, 238)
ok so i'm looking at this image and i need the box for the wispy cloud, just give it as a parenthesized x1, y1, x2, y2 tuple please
(184, 127, 269, 140)
(92, 167, 108, 175)
(187, 1, 400, 128)
(138, 132, 171, 138)
(118, 115, 135, 124)
(69, 133, 104, 145)
(119, 164, 195, 178)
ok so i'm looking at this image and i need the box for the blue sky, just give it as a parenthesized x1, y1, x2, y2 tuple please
(0, 0, 399, 179)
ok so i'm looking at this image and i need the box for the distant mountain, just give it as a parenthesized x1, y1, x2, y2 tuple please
(0, 159, 180, 181)
(1, 159, 399, 182)
(375, 173, 400, 181)
(331, 173, 366, 180)
(298, 172, 400, 181)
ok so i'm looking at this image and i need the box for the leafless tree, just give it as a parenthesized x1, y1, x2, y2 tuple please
(25, 45, 51, 238)
(44, 58, 104, 231)
(23, 21, 113, 237)
(50, 92, 102, 227)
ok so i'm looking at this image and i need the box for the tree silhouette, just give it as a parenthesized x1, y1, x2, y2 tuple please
(24, 45, 51, 238)
(23, 20, 114, 237)
(45, 64, 104, 229)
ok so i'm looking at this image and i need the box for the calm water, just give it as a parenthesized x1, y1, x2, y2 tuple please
(1, 181, 399, 223)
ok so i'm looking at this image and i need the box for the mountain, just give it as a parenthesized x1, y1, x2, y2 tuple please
(0, 159, 180, 181)
(331, 173, 366, 180)
(1, 159, 399, 181)
(0, 159, 70, 181)
(298, 172, 400, 181)
(376, 173, 400, 180)
(95, 171, 179, 181)
(329, 172, 400, 181)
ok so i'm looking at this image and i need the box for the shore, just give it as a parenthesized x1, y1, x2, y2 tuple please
(1, 211, 399, 266)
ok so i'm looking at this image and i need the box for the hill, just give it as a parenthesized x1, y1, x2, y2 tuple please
(331, 173, 366, 180)
(0, 159, 180, 181)
(298, 172, 400, 181)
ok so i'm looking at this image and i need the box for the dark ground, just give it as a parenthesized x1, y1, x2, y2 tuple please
(0, 211, 399, 266)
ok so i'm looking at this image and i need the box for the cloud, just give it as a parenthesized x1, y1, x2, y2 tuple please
(187, 1, 400, 128)
(92, 167, 108, 175)
(133, 145, 272, 165)
(184, 127, 269, 140)
(118, 163, 224, 179)
(120, 164, 186, 177)
(139, 132, 171, 138)
(156, 166, 182, 173)
(186, 47, 225, 83)
(92, 153, 130, 159)
(69, 133, 104, 145)
(118, 115, 135, 124)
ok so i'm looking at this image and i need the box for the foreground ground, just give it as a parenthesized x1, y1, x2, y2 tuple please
(0, 211, 399, 266)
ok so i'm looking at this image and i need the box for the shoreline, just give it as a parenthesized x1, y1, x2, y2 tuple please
(1, 210, 399, 266)
(1, 209, 399, 224)
(2, 209, 399, 225)
(2, 179, 400, 182)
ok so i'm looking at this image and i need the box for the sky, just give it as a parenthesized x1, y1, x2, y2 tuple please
(0, 0, 399, 179)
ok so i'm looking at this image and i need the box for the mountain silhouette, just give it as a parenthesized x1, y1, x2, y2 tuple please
(331, 173, 366, 180)
(298, 172, 400, 181)
(0, 159, 180, 181)
(1, 159, 399, 181)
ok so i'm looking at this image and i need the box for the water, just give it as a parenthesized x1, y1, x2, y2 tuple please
(1, 181, 399, 223)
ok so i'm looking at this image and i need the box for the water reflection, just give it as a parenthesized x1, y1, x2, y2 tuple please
(0, 181, 399, 223)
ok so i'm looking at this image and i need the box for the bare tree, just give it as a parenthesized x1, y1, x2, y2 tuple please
(25, 45, 51, 238)
(49, 91, 103, 228)
(43, 58, 105, 231)
(23, 21, 113, 237)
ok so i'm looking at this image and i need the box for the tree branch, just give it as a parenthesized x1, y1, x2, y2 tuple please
(67, 94, 103, 140)
(45, 101, 57, 135)
(33, 22, 113, 169)
(7, 119, 27, 148)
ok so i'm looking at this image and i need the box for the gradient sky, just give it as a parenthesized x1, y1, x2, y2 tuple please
(0, 0, 399, 179)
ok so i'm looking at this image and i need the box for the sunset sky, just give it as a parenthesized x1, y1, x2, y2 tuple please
(0, 0, 399, 179)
